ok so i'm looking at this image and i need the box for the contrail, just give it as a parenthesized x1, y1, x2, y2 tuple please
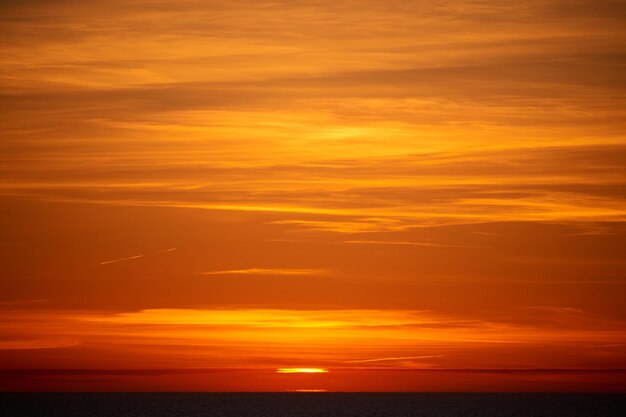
(100, 248, 175, 265)
(346, 355, 443, 363)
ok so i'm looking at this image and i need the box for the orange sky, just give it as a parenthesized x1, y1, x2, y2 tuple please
(1, 0, 625, 392)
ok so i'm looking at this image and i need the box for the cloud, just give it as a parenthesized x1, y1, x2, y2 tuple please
(344, 240, 487, 248)
(196, 268, 325, 276)
(0, 338, 80, 350)
(0, 306, 624, 373)
(3, 145, 624, 234)
(346, 355, 444, 363)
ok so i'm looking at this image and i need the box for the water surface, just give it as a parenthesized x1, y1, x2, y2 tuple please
(2, 393, 625, 417)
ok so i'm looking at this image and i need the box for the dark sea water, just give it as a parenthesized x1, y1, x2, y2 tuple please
(1, 393, 625, 417)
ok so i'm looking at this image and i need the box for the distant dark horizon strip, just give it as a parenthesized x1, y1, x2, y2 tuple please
(3, 368, 626, 377)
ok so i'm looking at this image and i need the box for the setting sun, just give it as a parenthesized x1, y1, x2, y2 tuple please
(277, 368, 329, 374)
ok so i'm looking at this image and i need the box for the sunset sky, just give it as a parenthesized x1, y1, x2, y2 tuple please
(1, 0, 625, 392)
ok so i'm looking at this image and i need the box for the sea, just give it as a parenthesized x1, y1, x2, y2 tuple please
(1, 393, 625, 417)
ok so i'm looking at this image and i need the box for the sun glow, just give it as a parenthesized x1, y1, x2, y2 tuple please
(290, 389, 328, 392)
(277, 368, 329, 374)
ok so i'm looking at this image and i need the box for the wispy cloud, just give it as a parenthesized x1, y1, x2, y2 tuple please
(346, 355, 444, 363)
(3, 144, 625, 232)
(196, 268, 325, 276)
(0, 338, 80, 351)
(1, 307, 623, 370)
(344, 240, 487, 248)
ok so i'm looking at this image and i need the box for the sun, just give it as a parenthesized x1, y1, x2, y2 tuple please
(276, 368, 329, 374)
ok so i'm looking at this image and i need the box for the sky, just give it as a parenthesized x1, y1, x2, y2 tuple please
(1, 0, 625, 392)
